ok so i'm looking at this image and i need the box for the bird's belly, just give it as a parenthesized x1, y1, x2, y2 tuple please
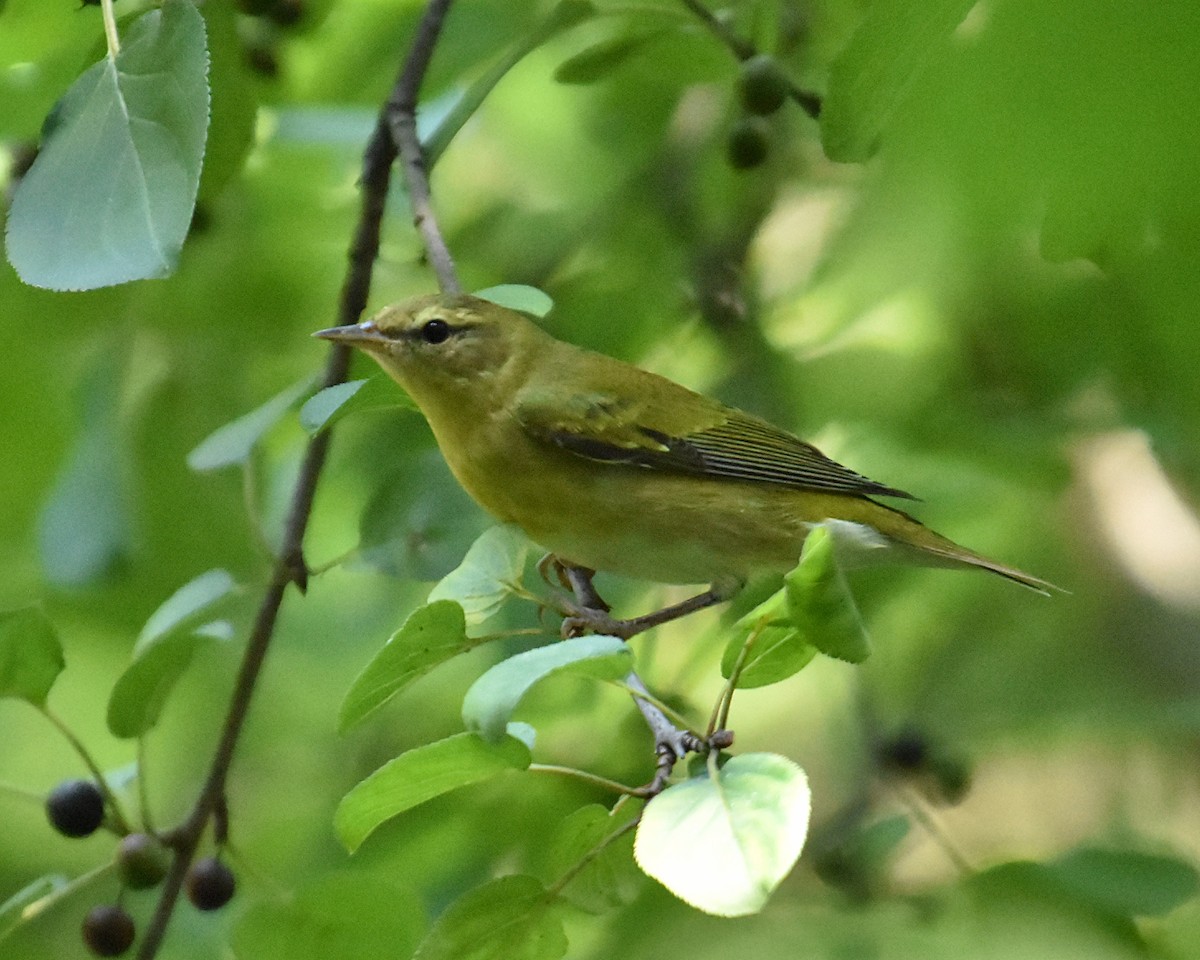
(442, 431, 834, 585)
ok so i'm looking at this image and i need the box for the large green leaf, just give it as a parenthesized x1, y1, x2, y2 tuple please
(299, 375, 415, 435)
(427, 525, 531, 626)
(634, 753, 811, 916)
(0, 607, 65, 708)
(412, 875, 566, 960)
(187, 379, 314, 472)
(335, 732, 531, 853)
(1048, 848, 1200, 918)
(536, 803, 642, 913)
(461, 634, 632, 743)
(5, 0, 210, 289)
(785, 526, 871, 664)
(720, 588, 817, 688)
(338, 600, 477, 733)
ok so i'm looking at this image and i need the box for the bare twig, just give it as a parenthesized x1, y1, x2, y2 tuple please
(385, 0, 462, 294)
(133, 4, 458, 956)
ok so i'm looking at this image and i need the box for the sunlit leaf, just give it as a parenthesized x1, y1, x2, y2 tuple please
(473, 285, 554, 318)
(0, 607, 65, 708)
(785, 526, 871, 663)
(462, 634, 632, 743)
(335, 732, 531, 853)
(299, 375, 414, 435)
(635, 753, 811, 916)
(338, 600, 478, 734)
(427, 525, 530, 626)
(187, 378, 314, 472)
(5, 0, 210, 289)
(412, 875, 566, 960)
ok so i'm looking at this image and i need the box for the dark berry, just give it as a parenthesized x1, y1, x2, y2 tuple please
(726, 116, 770, 170)
(46, 779, 105, 838)
(117, 834, 169, 890)
(268, 0, 304, 27)
(82, 905, 135, 957)
(186, 857, 235, 911)
(245, 45, 280, 79)
(930, 754, 973, 805)
(877, 729, 930, 773)
(738, 54, 788, 116)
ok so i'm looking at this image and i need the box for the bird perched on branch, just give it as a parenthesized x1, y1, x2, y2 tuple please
(315, 294, 1051, 635)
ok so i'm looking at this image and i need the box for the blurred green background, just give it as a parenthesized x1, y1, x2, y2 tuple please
(2, 0, 1200, 957)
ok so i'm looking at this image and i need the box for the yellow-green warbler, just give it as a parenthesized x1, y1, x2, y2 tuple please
(316, 294, 1051, 629)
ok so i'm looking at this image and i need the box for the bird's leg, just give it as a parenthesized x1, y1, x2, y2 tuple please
(552, 564, 735, 791)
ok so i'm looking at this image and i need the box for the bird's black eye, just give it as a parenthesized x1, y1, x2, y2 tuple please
(420, 318, 451, 344)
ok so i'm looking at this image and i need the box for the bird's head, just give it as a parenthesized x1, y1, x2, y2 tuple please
(314, 294, 539, 396)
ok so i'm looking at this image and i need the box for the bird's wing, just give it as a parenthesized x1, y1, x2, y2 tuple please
(514, 373, 915, 500)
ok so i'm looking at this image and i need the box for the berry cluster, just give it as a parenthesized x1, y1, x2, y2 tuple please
(45, 780, 236, 957)
(726, 55, 791, 171)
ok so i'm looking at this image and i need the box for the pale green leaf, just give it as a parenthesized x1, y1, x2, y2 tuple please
(5, 0, 210, 289)
(338, 600, 476, 734)
(786, 526, 871, 663)
(187, 378, 314, 472)
(299, 375, 414, 435)
(335, 733, 531, 853)
(412, 875, 566, 960)
(462, 634, 632, 743)
(135, 568, 236, 655)
(553, 29, 666, 85)
(634, 753, 811, 916)
(427, 525, 531, 626)
(536, 804, 642, 913)
(473, 285, 554, 319)
(0, 607, 65, 708)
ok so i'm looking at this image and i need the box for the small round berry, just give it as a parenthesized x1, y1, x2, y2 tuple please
(931, 754, 974, 805)
(738, 54, 789, 116)
(117, 834, 170, 890)
(726, 117, 770, 170)
(82, 905, 135, 957)
(877, 729, 931, 773)
(186, 857, 236, 911)
(46, 779, 105, 838)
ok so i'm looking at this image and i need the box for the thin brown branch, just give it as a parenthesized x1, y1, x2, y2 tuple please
(385, 0, 462, 294)
(133, 3, 458, 956)
(679, 0, 822, 119)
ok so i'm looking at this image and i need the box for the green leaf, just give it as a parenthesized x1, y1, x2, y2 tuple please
(785, 526, 871, 663)
(107, 569, 238, 738)
(421, 0, 597, 168)
(720, 589, 817, 688)
(412, 875, 566, 960)
(5, 0, 210, 289)
(195, 0, 255, 202)
(357, 453, 483, 581)
(232, 872, 426, 960)
(299, 375, 415, 434)
(536, 804, 642, 913)
(0, 874, 68, 940)
(37, 350, 129, 587)
(462, 634, 633, 743)
(187, 378, 314, 472)
(553, 29, 666, 85)
(107, 627, 229, 739)
(474, 285, 554, 319)
(821, 0, 978, 162)
(634, 753, 811, 916)
(339, 600, 478, 734)
(335, 732, 531, 853)
(1047, 848, 1200, 918)
(427, 525, 531, 626)
(0, 607, 65, 708)
(134, 568, 236, 656)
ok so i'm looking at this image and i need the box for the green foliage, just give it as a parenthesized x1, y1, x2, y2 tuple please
(3, 0, 1200, 957)
(635, 753, 811, 917)
(5, 0, 209, 289)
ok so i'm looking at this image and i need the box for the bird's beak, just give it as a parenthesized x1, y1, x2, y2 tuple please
(312, 321, 389, 345)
